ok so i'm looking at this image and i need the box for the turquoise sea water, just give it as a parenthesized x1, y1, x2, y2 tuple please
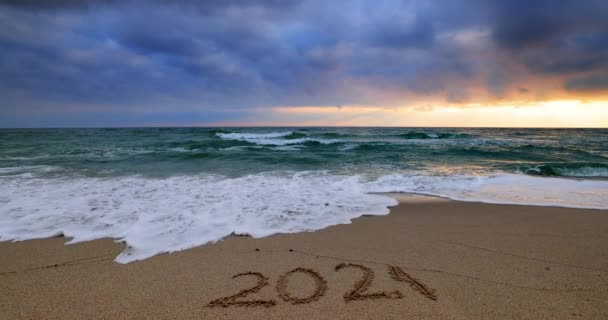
(1, 127, 607, 262)
(2, 127, 608, 178)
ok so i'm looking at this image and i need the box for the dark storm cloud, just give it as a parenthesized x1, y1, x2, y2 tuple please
(0, 0, 298, 11)
(566, 74, 608, 92)
(489, 0, 608, 50)
(0, 0, 606, 127)
(0, 0, 126, 10)
(0, 0, 95, 9)
(485, 0, 608, 81)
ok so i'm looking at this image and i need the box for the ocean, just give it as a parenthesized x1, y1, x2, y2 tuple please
(1, 127, 607, 262)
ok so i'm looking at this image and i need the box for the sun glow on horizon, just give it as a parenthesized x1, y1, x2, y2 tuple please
(258, 100, 608, 127)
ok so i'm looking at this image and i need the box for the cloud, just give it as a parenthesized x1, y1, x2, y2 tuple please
(0, 0, 606, 127)
(367, 14, 435, 49)
(489, 0, 607, 49)
(566, 73, 608, 92)
(485, 0, 608, 81)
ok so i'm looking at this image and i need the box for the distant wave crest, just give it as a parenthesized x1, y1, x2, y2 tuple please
(395, 131, 474, 139)
(216, 131, 339, 146)
(523, 164, 608, 177)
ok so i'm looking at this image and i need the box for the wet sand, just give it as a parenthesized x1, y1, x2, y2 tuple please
(1, 196, 607, 319)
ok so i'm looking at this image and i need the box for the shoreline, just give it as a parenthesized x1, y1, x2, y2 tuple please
(2, 197, 607, 319)
(381, 192, 608, 211)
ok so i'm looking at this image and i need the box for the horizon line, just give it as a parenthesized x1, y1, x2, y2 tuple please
(1, 125, 607, 129)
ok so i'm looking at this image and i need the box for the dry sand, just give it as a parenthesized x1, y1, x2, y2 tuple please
(1, 196, 607, 319)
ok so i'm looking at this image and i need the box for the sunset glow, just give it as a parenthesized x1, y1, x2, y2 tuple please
(235, 100, 608, 127)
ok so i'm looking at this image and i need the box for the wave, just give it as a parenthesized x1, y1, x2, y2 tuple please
(522, 164, 608, 177)
(283, 132, 308, 139)
(515, 144, 608, 159)
(395, 131, 474, 140)
(0, 155, 51, 161)
(0, 173, 394, 263)
(0, 165, 61, 177)
(366, 173, 608, 210)
(216, 130, 475, 146)
(557, 166, 608, 177)
(1, 171, 607, 264)
(523, 165, 559, 176)
(217, 131, 294, 140)
(216, 131, 339, 146)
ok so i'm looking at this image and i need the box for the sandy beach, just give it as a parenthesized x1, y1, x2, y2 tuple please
(1, 195, 607, 319)
(3, 0, 608, 318)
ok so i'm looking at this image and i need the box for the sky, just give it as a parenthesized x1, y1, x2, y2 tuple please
(0, 0, 607, 127)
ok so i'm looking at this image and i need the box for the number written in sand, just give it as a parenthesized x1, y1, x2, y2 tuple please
(276, 267, 328, 304)
(335, 263, 403, 302)
(388, 265, 437, 301)
(207, 263, 437, 307)
(207, 272, 276, 308)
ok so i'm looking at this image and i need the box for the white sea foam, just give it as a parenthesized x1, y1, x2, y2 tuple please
(555, 167, 608, 177)
(217, 131, 294, 140)
(366, 173, 608, 209)
(1, 171, 607, 263)
(0, 172, 395, 263)
(217, 131, 339, 146)
(0, 155, 51, 160)
(0, 165, 61, 177)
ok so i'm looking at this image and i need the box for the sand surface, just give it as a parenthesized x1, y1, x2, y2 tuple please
(1, 196, 608, 319)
